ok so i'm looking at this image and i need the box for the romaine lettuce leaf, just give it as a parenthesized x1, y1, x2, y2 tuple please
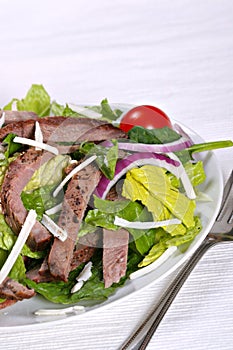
(122, 165, 196, 228)
(4, 84, 50, 117)
(23, 155, 70, 192)
(184, 161, 206, 186)
(21, 185, 62, 221)
(25, 250, 141, 304)
(0, 213, 44, 259)
(138, 216, 202, 267)
(51, 101, 78, 117)
(51, 98, 122, 122)
(100, 98, 122, 121)
(80, 140, 118, 180)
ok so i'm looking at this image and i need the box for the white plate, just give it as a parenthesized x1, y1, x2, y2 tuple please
(0, 106, 223, 329)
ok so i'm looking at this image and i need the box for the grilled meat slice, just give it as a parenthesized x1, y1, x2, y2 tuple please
(103, 228, 129, 288)
(0, 110, 38, 124)
(1, 149, 53, 251)
(48, 164, 101, 281)
(0, 116, 126, 145)
(0, 277, 35, 301)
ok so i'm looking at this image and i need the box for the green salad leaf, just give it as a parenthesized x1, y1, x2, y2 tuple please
(80, 140, 118, 180)
(139, 216, 202, 267)
(128, 126, 181, 144)
(4, 84, 50, 117)
(25, 250, 141, 304)
(122, 165, 196, 228)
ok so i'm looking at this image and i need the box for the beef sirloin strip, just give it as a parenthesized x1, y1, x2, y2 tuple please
(0, 110, 38, 124)
(0, 277, 35, 301)
(70, 232, 101, 271)
(27, 232, 100, 283)
(0, 299, 17, 310)
(1, 148, 53, 251)
(48, 164, 101, 281)
(103, 228, 129, 288)
(0, 116, 127, 146)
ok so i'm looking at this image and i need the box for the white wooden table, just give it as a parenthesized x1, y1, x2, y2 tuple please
(0, 1, 232, 349)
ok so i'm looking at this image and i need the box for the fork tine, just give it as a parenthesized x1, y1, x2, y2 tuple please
(216, 170, 233, 222)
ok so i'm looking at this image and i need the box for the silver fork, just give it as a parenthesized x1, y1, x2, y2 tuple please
(120, 170, 233, 350)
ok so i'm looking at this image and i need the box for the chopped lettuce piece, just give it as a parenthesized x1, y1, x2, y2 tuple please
(51, 101, 78, 116)
(184, 161, 206, 186)
(51, 98, 122, 122)
(122, 165, 196, 228)
(100, 98, 122, 121)
(1, 133, 22, 164)
(4, 84, 50, 117)
(139, 216, 202, 267)
(23, 155, 70, 192)
(81, 140, 118, 179)
(0, 214, 16, 251)
(0, 214, 44, 259)
(21, 185, 62, 221)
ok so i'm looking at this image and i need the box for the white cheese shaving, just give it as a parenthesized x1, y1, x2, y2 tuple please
(129, 246, 178, 280)
(71, 262, 93, 294)
(68, 103, 102, 119)
(45, 202, 63, 216)
(34, 305, 85, 316)
(11, 100, 18, 111)
(76, 261, 93, 282)
(0, 111, 5, 128)
(168, 152, 196, 199)
(53, 155, 97, 197)
(41, 214, 67, 242)
(13, 136, 59, 155)
(114, 217, 181, 229)
(34, 121, 43, 150)
(71, 280, 84, 294)
(0, 210, 37, 285)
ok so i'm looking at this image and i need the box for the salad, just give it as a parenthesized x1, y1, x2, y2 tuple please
(0, 84, 232, 314)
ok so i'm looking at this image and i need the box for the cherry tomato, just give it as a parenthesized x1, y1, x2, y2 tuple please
(119, 105, 172, 132)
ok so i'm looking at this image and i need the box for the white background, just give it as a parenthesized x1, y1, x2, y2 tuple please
(0, 1, 233, 349)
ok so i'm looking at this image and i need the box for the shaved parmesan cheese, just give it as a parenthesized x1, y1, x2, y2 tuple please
(0, 210, 37, 285)
(35, 121, 43, 150)
(71, 280, 84, 294)
(41, 214, 67, 241)
(129, 246, 178, 280)
(76, 262, 93, 282)
(13, 136, 59, 155)
(53, 155, 97, 197)
(45, 203, 63, 216)
(114, 217, 181, 229)
(68, 103, 102, 119)
(11, 100, 18, 111)
(34, 305, 85, 316)
(0, 111, 5, 128)
(71, 262, 93, 294)
(168, 152, 196, 199)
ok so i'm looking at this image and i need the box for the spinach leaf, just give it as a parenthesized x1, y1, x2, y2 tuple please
(128, 126, 181, 144)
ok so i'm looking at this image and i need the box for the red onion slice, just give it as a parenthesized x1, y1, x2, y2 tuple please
(116, 136, 192, 153)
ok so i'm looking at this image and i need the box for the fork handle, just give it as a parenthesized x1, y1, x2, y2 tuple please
(120, 239, 216, 350)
